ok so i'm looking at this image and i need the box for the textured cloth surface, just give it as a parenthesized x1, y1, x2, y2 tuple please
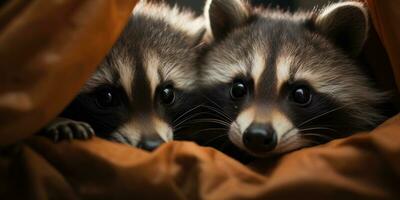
(1, 0, 399, 199)
(0, 0, 137, 145)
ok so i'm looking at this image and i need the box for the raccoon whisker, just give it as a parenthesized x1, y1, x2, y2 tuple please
(275, 144, 301, 154)
(173, 118, 231, 133)
(177, 127, 229, 133)
(173, 109, 231, 128)
(275, 142, 302, 153)
(192, 117, 232, 125)
(302, 138, 327, 147)
(276, 137, 318, 153)
(297, 103, 355, 128)
(201, 95, 224, 109)
(174, 120, 230, 133)
(201, 95, 234, 121)
(174, 128, 229, 139)
(201, 105, 234, 122)
(280, 127, 297, 142)
(200, 112, 234, 123)
(282, 122, 340, 142)
(172, 104, 204, 124)
(173, 124, 208, 134)
(173, 111, 215, 128)
(230, 121, 241, 133)
(196, 127, 229, 133)
(172, 125, 191, 133)
(203, 134, 229, 146)
(277, 134, 298, 148)
(192, 110, 235, 123)
(185, 119, 232, 127)
(299, 127, 340, 134)
(278, 134, 316, 148)
(301, 133, 334, 141)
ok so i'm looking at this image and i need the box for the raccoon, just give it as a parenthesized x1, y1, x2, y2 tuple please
(200, 0, 385, 157)
(43, 0, 205, 151)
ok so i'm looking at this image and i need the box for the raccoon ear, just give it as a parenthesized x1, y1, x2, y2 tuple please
(314, 2, 369, 57)
(205, 0, 250, 41)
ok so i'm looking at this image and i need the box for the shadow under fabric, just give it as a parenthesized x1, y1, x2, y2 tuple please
(0, 0, 400, 199)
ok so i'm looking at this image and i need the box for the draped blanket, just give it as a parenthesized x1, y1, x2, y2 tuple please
(1, 0, 399, 199)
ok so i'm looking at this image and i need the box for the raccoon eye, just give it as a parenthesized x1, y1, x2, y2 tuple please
(292, 86, 312, 106)
(230, 80, 247, 100)
(159, 85, 175, 105)
(95, 87, 120, 108)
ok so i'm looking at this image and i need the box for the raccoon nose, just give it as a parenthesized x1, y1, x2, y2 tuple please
(243, 124, 277, 152)
(138, 137, 164, 151)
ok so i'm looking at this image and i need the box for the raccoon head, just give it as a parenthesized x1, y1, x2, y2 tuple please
(201, 0, 384, 157)
(62, 1, 205, 151)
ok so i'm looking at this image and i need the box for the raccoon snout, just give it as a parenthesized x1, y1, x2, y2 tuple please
(138, 137, 164, 151)
(243, 123, 277, 152)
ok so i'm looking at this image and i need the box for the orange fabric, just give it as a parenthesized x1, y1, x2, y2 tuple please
(366, 0, 400, 92)
(0, 0, 138, 145)
(1, 0, 400, 199)
(2, 116, 400, 199)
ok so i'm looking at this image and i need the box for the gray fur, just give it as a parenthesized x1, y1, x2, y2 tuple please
(201, 0, 385, 156)
(85, 1, 205, 93)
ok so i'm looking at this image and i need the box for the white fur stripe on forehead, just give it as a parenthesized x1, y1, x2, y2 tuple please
(252, 50, 265, 86)
(81, 56, 134, 94)
(202, 57, 247, 84)
(202, 48, 264, 84)
(276, 56, 292, 92)
(117, 58, 135, 98)
(203, 0, 213, 41)
(144, 50, 195, 90)
(134, 1, 204, 37)
(143, 51, 160, 97)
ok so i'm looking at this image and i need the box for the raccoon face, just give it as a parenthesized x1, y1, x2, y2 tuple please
(201, 0, 384, 157)
(61, 1, 205, 150)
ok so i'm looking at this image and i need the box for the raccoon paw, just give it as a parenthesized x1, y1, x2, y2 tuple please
(42, 118, 95, 142)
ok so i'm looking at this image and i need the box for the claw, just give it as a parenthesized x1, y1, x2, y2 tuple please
(41, 118, 95, 143)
